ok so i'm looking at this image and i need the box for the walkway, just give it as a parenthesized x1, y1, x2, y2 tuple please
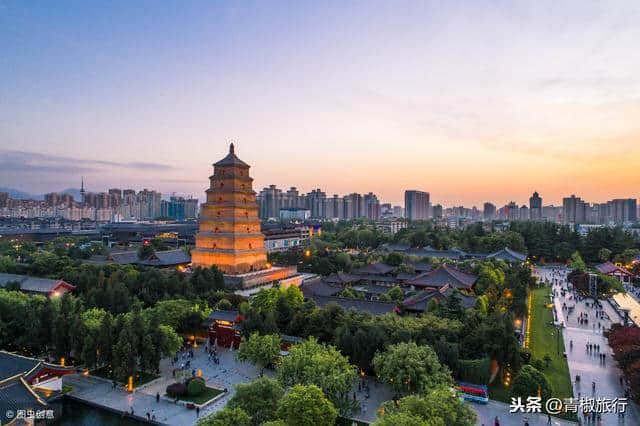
(537, 267, 640, 425)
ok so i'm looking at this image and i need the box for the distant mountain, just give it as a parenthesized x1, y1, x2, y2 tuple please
(0, 187, 81, 200)
(0, 187, 40, 200)
(58, 188, 82, 199)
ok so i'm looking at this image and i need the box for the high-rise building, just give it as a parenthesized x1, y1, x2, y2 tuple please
(392, 205, 404, 218)
(529, 191, 542, 220)
(306, 189, 327, 219)
(0, 192, 8, 208)
(432, 204, 443, 218)
(258, 185, 282, 220)
(562, 195, 586, 224)
(44, 193, 60, 207)
(326, 195, 344, 219)
(364, 192, 381, 220)
(191, 143, 267, 274)
(109, 188, 123, 207)
(343, 193, 364, 219)
(404, 190, 430, 221)
(161, 196, 199, 220)
(483, 202, 496, 221)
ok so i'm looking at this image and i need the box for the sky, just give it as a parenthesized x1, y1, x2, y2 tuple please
(1, 0, 639, 207)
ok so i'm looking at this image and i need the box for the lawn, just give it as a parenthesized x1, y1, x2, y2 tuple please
(174, 387, 224, 405)
(489, 287, 573, 408)
(529, 287, 573, 400)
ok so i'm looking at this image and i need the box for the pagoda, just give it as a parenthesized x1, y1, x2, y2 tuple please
(191, 143, 268, 274)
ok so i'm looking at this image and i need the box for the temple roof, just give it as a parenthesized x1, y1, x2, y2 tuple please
(214, 143, 249, 167)
(407, 264, 476, 290)
(0, 376, 47, 425)
(351, 263, 394, 275)
(0, 273, 75, 295)
(485, 247, 527, 262)
(0, 352, 40, 382)
(596, 261, 633, 276)
(305, 294, 397, 316)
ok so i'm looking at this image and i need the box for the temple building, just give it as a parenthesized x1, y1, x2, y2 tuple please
(192, 144, 300, 288)
(192, 143, 268, 274)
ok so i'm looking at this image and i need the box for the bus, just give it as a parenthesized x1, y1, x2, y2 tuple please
(458, 382, 489, 404)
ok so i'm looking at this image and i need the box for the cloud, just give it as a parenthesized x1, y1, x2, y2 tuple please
(0, 150, 174, 174)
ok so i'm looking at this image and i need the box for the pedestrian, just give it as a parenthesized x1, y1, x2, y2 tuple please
(146, 412, 150, 421)
(130, 407, 134, 416)
(156, 392, 160, 403)
(196, 406, 200, 418)
(494, 416, 500, 426)
(547, 413, 552, 425)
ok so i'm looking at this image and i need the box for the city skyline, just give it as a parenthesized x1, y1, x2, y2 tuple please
(2, 1, 640, 206)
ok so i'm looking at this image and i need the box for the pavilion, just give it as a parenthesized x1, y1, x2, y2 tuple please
(595, 261, 635, 284)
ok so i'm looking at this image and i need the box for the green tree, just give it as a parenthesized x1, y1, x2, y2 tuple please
(387, 286, 404, 303)
(277, 384, 337, 426)
(598, 248, 612, 262)
(137, 244, 155, 260)
(198, 407, 251, 426)
(511, 364, 553, 403)
(237, 333, 281, 376)
(277, 337, 357, 412)
(372, 342, 451, 395)
(375, 385, 476, 426)
(227, 378, 284, 425)
(569, 251, 586, 271)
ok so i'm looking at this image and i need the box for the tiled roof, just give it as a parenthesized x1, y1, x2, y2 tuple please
(206, 310, 240, 323)
(213, 143, 249, 167)
(107, 251, 139, 264)
(352, 284, 395, 295)
(0, 352, 40, 382)
(486, 247, 527, 262)
(139, 250, 191, 266)
(106, 250, 190, 266)
(407, 264, 476, 290)
(380, 243, 410, 252)
(596, 261, 633, 276)
(351, 263, 394, 275)
(305, 294, 397, 316)
(0, 377, 47, 425)
(324, 272, 360, 284)
(405, 248, 465, 260)
(300, 279, 343, 297)
(410, 262, 434, 273)
(0, 273, 74, 295)
(396, 272, 419, 281)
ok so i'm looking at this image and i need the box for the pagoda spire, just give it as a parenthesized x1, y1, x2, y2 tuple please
(229, 142, 235, 154)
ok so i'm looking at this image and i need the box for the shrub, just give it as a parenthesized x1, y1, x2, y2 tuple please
(166, 382, 187, 398)
(187, 377, 206, 396)
(531, 358, 545, 371)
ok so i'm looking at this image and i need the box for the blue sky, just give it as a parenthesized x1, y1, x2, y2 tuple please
(1, 1, 639, 205)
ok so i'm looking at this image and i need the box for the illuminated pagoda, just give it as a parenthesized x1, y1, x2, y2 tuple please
(192, 143, 299, 289)
(191, 143, 267, 273)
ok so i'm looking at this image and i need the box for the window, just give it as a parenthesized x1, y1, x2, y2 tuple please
(246, 227, 250, 232)
(249, 243, 252, 249)
(215, 227, 219, 233)
(212, 243, 217, 248)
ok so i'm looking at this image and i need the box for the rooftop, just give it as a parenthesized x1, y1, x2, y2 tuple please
(0, 273, 75, 295)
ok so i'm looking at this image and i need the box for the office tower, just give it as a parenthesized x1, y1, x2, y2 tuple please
(364, 192, 381, 220)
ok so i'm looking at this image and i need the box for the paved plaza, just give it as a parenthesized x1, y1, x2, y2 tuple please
(65, 342, 395, 425)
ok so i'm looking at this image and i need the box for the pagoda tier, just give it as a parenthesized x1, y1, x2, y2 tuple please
(191, 143, 268, 274)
